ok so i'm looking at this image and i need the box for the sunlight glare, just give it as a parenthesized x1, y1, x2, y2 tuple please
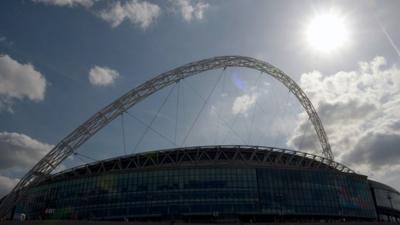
(306, 10, 349, 53)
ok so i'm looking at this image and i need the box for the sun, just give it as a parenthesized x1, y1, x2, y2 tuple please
(306, 10, 349, 53)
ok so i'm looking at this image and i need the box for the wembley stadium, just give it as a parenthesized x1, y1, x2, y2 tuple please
(7, 145, 400, 223)
(4, 146, 400, 221)
(1, 56, 399, 224)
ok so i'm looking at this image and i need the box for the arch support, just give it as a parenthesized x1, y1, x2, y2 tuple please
(0, 56, 333, 217)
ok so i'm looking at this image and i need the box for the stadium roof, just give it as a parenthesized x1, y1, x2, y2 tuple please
(46, 145, 355, 184)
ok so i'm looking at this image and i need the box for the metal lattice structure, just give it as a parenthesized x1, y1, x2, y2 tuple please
(46, 145, 352, 183)
(0, 56, 334, 218)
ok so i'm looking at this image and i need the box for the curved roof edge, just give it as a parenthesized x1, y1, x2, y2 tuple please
(46, 145, 354, 183)
(369, 180, 400, 194)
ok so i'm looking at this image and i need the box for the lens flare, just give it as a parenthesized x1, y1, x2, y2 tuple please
(232, 73, 246, 91)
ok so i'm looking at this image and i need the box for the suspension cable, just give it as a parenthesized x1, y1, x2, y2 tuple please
(124, 110, 176, 147)
(74, 154, 88, 165)
(175, 81, 180, 145)
(253, 99, 275, 145)
(181, 80, 186, 147)
(73, 151, 98, 162)
(181, 70, 225, 146)
(220, 71, 261, 144)
(247, 72, 263, 145)
(247, 100, 258, 145)
(256, 79, 280, 145)
(299, 116, 311, 151)
(210, 107, 247, 144)
(274, 88, 292, 147)
(221, 113, 240, 144)
(216, 71, 227, 144)
(184, 77, 247, 145)
(121, 113, 127, 155)
(132, 85, 176, 152)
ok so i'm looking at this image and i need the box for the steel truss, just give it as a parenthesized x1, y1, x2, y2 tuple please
(47, 145, 352, 183)
(0, 56, 334, 218)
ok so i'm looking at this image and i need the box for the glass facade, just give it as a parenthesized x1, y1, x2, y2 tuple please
(373, 188, 400, 211)
(257, 168, 375, 218)
(370, 181, 400, 222)
(15, 166, 377, 220)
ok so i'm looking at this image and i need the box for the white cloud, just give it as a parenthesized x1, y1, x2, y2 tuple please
(0, 132, 52, 198)
(169, 0, 209, 22)
(0, 54, 47, 112)
(32, 0, 94, 8)
(89, 65, 119, 86)
(288, 56, 400, 189)
(232, 93, 257, 116)
(100, 0, 161, 28)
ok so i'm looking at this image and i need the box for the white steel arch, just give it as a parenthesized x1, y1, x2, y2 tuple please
(0, 56, 333, 217)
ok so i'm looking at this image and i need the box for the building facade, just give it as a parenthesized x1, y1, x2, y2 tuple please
(13, 146, 400, 222)
(370, 180, 400, 222)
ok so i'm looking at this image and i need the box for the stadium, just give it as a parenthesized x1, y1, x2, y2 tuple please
(1, 56, 399, 223)
(10, 146, 400, 223)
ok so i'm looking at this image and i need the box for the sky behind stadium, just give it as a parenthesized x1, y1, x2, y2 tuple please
(1, 0, 400, 197)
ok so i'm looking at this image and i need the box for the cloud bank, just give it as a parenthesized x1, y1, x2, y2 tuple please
(0, 54, 47, 112)
(288, 56, 400, 187)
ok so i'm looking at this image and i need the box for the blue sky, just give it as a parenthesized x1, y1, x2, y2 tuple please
(1, 0, 400, 196)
